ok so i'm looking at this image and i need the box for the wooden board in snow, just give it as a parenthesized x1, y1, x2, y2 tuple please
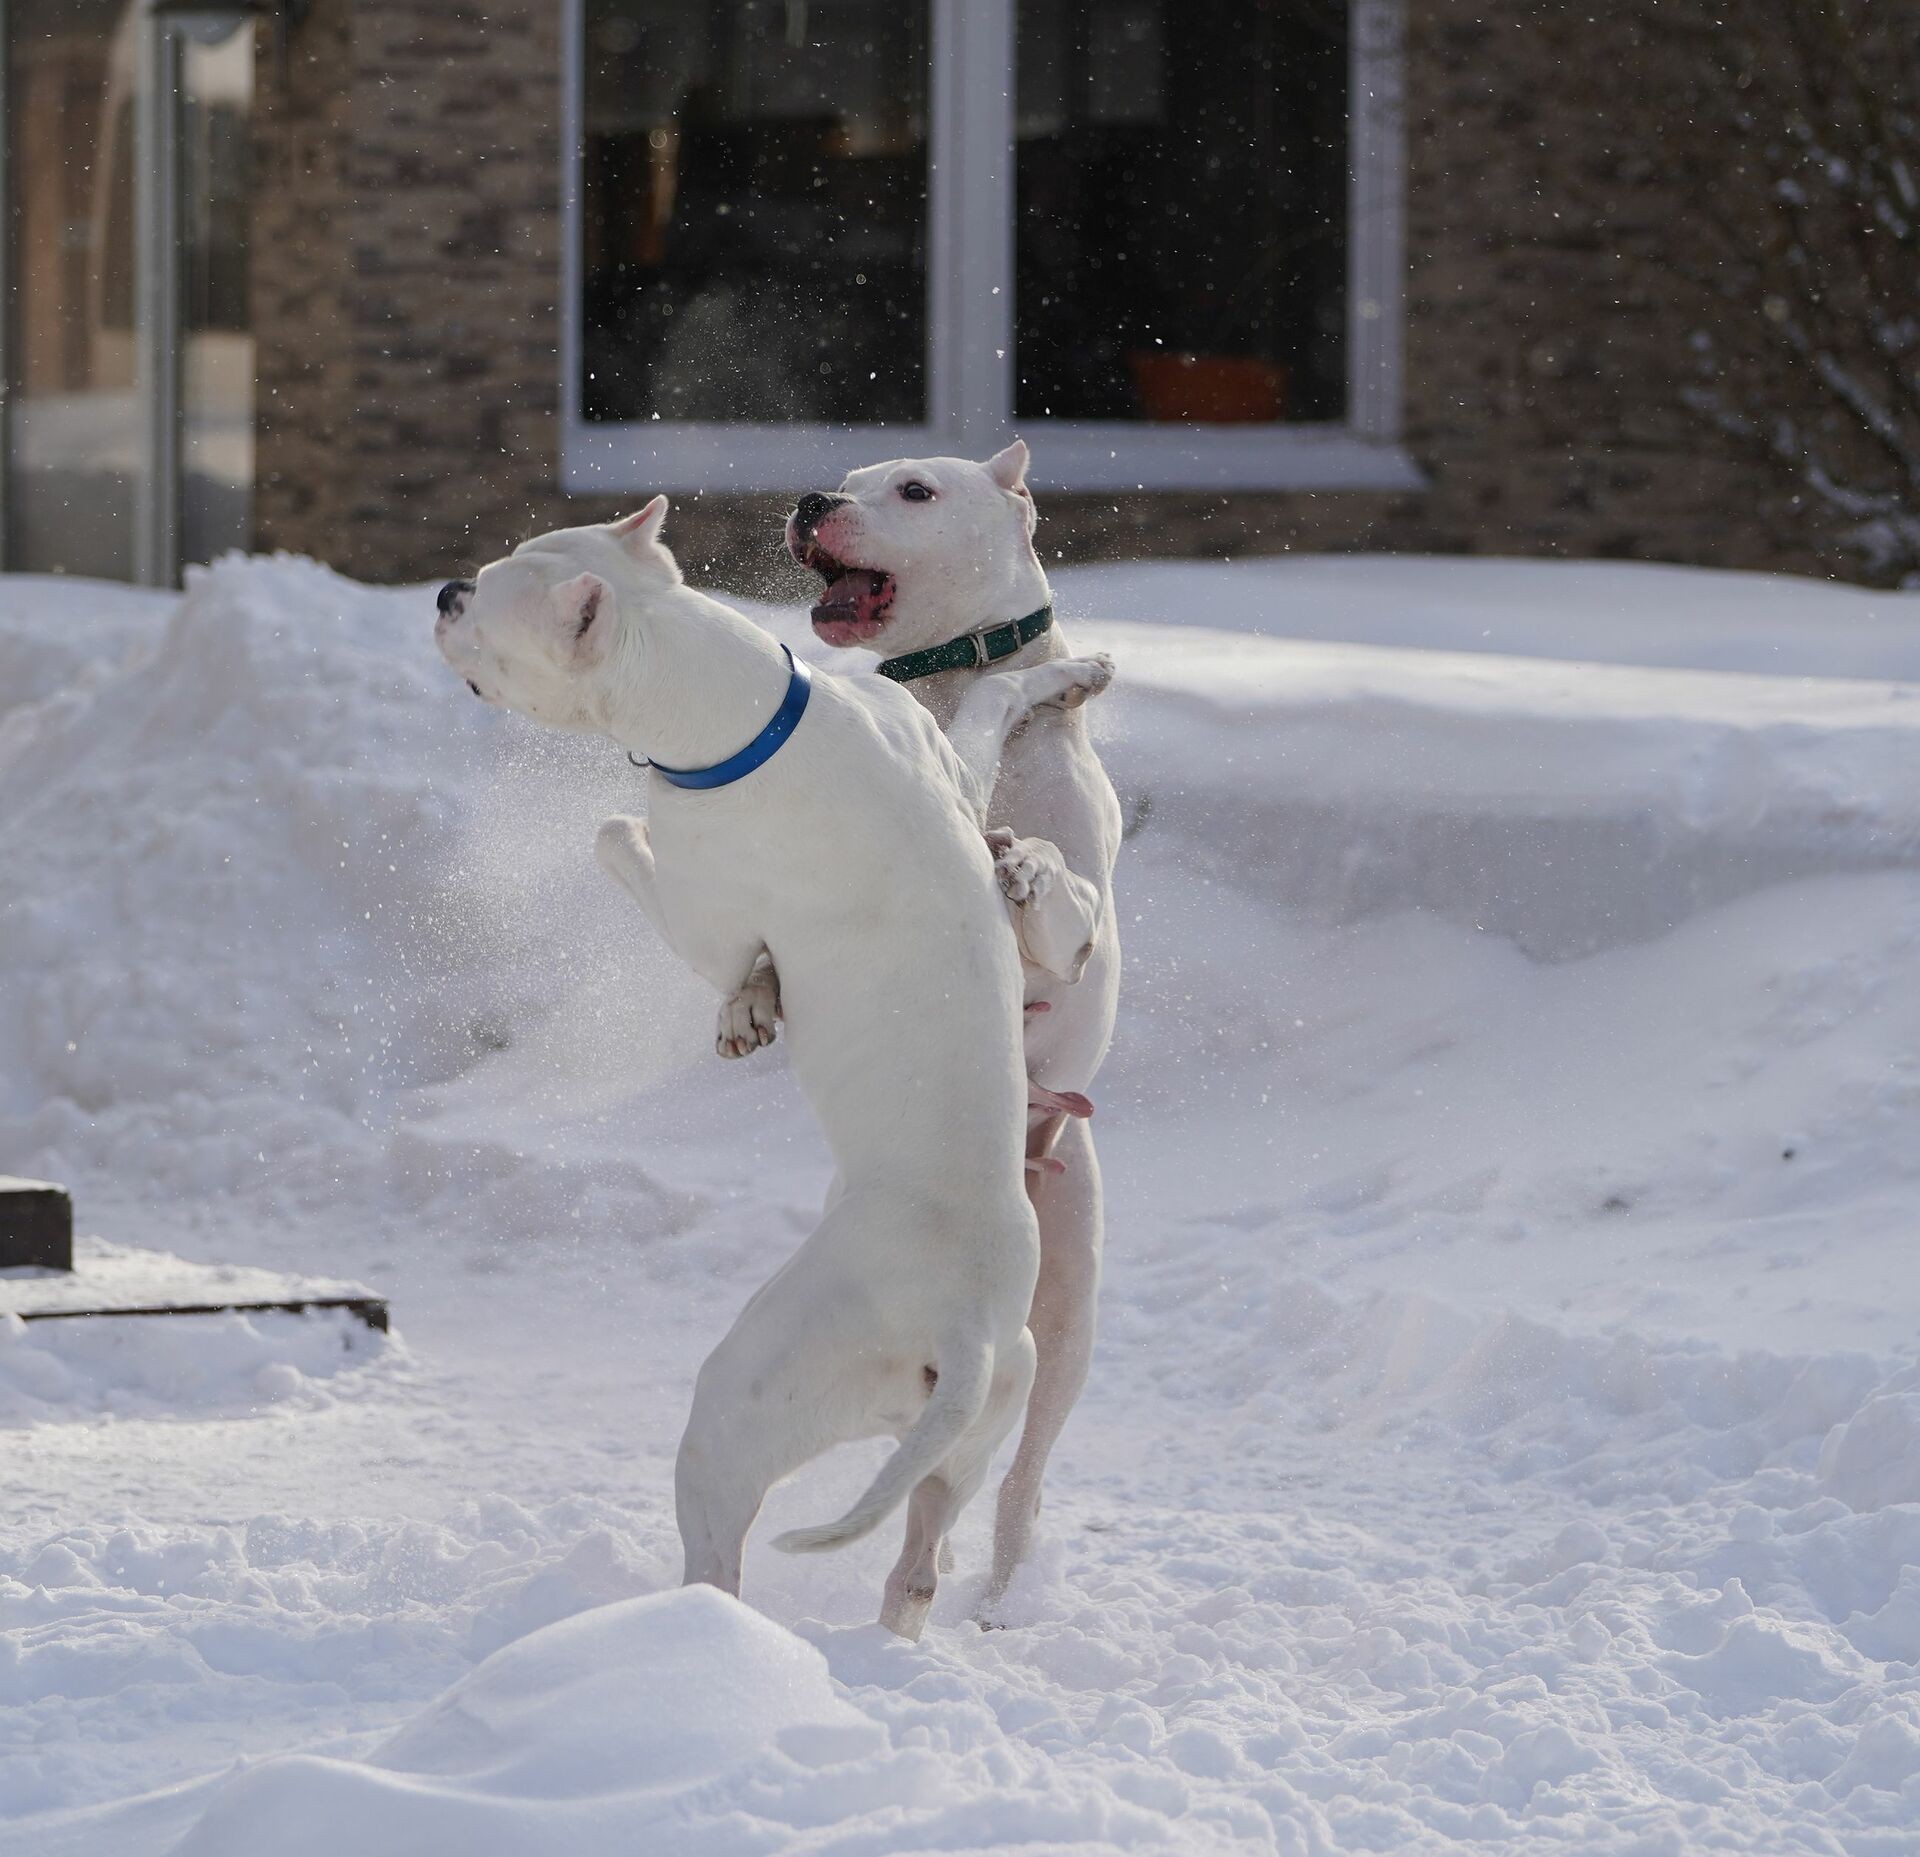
(0, 1237, 388, 1331)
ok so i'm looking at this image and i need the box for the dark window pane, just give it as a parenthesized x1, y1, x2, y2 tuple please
(1015, 0, 1348, 424)
(581, 0, 930, 426)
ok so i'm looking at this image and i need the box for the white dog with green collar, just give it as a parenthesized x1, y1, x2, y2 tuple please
(781, 441, 1125, 1609)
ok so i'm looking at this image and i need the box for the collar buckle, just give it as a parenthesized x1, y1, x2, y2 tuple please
(964, 620, 1020, 668)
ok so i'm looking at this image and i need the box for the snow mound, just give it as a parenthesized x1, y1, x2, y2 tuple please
(0, 555, 696, 1241)
(0, 1499, 685, 1824)
(1050, 554, 1920, 679)
(0, 575, 168, 720)
(169, 1588, 1171, 1857)
(1817, 1382, 1920, 1510)
(1079, 617, 1920, 959)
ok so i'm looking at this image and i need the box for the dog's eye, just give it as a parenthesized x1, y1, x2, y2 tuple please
(898, 481, 934, 502)
(467, 680, 484, 699)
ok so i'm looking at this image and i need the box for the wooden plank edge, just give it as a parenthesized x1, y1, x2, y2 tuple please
(17, 1296, 390, 1334)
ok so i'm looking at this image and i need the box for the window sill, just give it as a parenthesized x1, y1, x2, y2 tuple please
(560, 422, 1426, 497)
(1021, 426, 1426, 494)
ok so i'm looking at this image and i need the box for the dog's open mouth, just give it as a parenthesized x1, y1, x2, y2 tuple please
(802, 544, 895, 648)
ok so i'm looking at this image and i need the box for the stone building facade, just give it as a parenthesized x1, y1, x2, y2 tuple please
(239, 1, 1818, 589)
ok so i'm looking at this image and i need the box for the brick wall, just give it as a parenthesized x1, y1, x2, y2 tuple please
(253, 0, 565, 581)
(251, 0, 353, 552)
(253, 2, 1838, 589)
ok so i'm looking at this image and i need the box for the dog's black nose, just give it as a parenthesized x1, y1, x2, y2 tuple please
(791, 492, 846, 537)
(437, 578, 474, 616)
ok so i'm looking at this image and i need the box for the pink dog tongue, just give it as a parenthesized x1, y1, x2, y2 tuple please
(811, 570, 890, 646)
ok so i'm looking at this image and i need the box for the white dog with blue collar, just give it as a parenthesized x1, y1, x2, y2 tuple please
(435, 497, 1112, 1638)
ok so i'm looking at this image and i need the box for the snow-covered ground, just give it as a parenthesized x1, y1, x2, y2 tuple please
(3, 554, 1920, 1854)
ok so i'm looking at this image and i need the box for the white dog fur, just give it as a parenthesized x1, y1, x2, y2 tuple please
(435, 500, 1110, 1638)
(780, 441, 1124, 1608)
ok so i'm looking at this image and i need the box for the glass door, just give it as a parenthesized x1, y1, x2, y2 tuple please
(2, 0, 146, 577)
(1, 1, 255, 583)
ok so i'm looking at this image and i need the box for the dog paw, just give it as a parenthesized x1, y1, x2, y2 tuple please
(987, 829, 1057, 908)
(971, 1592, 1012, 1631)
(1041, 652, 1115, 712)
(716, 973, 779, 1059)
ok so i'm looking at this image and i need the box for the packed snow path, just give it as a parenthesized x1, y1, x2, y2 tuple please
(3, 558, 1919, 1854)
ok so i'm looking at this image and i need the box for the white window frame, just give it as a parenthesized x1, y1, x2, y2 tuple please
(559, 0, 1416, 496)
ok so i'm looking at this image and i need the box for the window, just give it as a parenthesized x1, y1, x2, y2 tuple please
(1015, 0, 1347, 425)
(562, 0, 1410, 493)
(580, 0, 930, 426)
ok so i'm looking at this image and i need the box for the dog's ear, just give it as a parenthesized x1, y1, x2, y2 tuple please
(610, 495, 669, 554)
(985, 440, 1030, 494)
(986, 439, 1037, 537)
(550, 571, 614, 665)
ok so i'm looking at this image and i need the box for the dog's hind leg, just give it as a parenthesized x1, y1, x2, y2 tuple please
(879, 1475, 952, 1641)
(677, 1375, 832, 1597)
(882, 1327, 1036, 1640)
(675, 1449, 761, 1596)
(676, 1193, 903, 1596)
(674, 1305, 818, 1595)
(983, 1116, 1103, 1614)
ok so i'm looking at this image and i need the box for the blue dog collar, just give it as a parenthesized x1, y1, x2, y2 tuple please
(636, 644, 813, 791)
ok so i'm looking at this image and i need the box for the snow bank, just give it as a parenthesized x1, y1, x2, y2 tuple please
(0, 575, 166, 719)
(7, 553, 1918, 1222)
(1050, 553, 1920, 678)
(1075, 618, 1920, 957)
(6, 552, 1920, 1855)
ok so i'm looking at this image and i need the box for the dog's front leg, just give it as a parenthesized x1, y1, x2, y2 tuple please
(717, 949, 780, 1059)
(946, 654, 1117, 809)
(597, 814, 766, 1000)
(988, 829, 1101, 983)
(595, 814, 676, 947)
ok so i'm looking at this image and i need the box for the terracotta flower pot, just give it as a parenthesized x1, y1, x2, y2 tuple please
(1127, 351, 1290, 424)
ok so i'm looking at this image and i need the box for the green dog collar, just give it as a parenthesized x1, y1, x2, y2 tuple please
(875, 605, 1055, 684)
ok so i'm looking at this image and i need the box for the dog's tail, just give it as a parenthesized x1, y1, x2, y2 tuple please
(770, 1337, 993, 1556)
